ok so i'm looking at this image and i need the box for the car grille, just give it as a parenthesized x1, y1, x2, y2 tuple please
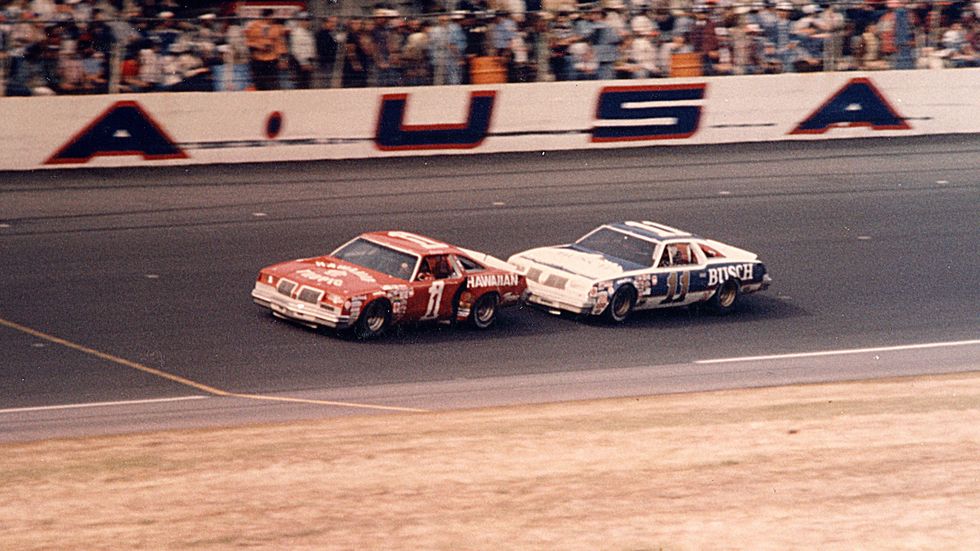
(297, 287, 323, 304)
(277, 279, 297, 296)
(526, 267, 542, 282)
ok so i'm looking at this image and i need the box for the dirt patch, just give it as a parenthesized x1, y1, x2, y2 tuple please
(2, 372, 979, 550)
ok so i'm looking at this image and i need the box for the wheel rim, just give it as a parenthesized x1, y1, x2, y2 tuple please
(365, 305, 386, 331)
(718, 284, 737, 308)
(612, 291, 631, 318)
(476, 298, 496, 324)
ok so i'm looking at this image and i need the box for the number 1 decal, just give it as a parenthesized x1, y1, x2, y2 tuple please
(422, 280, 445, 319)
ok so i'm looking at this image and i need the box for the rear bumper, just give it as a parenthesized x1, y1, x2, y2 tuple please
(741, 273, 772, 295)
(251, 284, 352, 329)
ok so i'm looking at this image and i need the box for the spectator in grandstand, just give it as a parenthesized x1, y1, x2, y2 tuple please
(711, 26, 735, 76)
(119, 51, 149, 92)
(137, 42, 163, 90)
(616, 30, 659, 78)
(428, 13, 465, 84)
(315, 15, 341, 88)
(630, 7, 654, 37)
(461, 10, 489, 83)
(529, 12, 552, 81)
(342, 17, 372, 88)
(751, 1, 779, 44)
(789, 5, 824, 72)
(167, 41, 212, 91)
(652, 6, 675, 39)
(859, 22, 890, 70)
(489, 10, 517, 56)
(942, 20, 978, 66)
(244, 8, 287, 90)
(548, 7, 576, 81)
(56, 41, 85, 93)
(372, 9, 402, 87)
(80, 42, 106, 93)
(773, 2, 795, 72)
(401, 17, 430, 85)
(688, 5, 718, 74)
(567, 34, 597, 79)
(594, 6, 623, 80)
(505, 20, 534, 82)
(288, 12, 315, 89)
(812, 2, 846, 71)
(213, 17, 250, 91)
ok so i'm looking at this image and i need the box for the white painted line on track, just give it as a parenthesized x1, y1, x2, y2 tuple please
(0, 395, 208, 415)
(696, 340, 980, 364)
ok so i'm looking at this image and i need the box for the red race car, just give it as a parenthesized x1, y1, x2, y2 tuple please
(251, 231, 526, 339)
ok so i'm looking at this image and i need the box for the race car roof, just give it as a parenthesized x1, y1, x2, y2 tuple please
(361, 230, 462, 256)
(605, 221, 696, 242)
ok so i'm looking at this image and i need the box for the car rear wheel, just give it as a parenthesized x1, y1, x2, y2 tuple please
(708, 279, 740, 315)
(469, 293, 499, 329)
(354, 299, 391, 339)
(603, 286, 636, 324)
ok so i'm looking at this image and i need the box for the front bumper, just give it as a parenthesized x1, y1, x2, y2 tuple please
(522, 282, 595, 315)
(251, 284, 351, 329)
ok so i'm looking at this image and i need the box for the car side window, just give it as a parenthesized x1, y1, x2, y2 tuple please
(417, 254, 458, 281)
(658, 243, 697, 267)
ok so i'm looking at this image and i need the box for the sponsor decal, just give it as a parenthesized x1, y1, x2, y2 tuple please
(375, 91, 496, 150)
(592, 84, 706, 142)
(707, 263, 755, 286)
(468, 273, 520, 288)
(314, 261, 376, 283)
(45, 101, 187, 164)
(790, 78, 910, 134)
(296, 268, 343, 287)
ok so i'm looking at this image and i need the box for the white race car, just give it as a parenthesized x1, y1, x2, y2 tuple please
(508, 221, 771, 323)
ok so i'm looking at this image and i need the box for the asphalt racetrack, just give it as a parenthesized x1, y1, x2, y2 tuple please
(1, 135, 978, 440)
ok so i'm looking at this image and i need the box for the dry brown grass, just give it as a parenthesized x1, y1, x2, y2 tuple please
(2, 372, 979, 550)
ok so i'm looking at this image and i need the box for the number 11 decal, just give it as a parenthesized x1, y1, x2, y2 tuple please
(661, 271, 690, 304)
(422, 280, 445, 319)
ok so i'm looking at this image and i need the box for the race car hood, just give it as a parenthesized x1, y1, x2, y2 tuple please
(510, 245, 644, 282)
(261, 256, 405, 298)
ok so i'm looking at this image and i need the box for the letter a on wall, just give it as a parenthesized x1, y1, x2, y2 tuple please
(790, 78, 910, 135)
(45, 101, 187, 165)
(375, 91, 495, 150)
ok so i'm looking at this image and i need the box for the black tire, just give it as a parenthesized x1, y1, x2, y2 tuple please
(708, 279, 740, 315)
(602, 285, 636, 324)
(354, 299, 391, 339)
(469, 293, 499, 329)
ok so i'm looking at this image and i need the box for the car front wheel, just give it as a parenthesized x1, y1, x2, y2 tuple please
(603, 286, 636, 324)
(354, 299, 391, 339)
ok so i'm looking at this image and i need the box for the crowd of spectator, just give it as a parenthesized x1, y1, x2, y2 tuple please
(1, 0, 977, 96)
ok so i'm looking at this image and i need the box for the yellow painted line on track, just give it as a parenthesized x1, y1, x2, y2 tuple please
(0, 316, 428, 414)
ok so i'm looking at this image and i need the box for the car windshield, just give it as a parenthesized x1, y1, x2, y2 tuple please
(575, 227, 657, 267)
(331, 238, 418, 280)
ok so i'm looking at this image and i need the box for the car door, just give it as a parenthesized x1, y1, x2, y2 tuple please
(408, 254, 465, 321)
(654, 242, 705, 306)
